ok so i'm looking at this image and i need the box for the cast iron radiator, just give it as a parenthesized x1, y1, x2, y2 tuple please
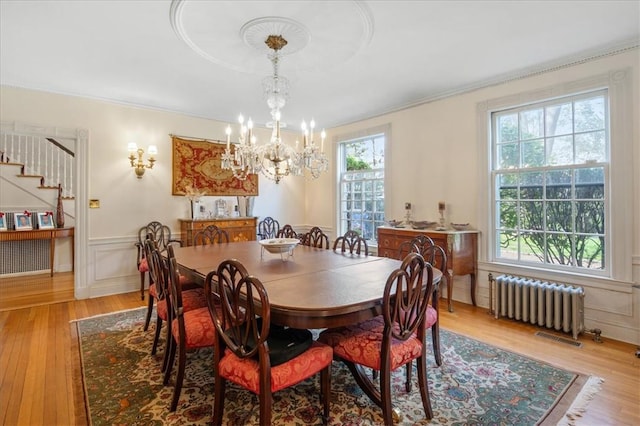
(492, 274, 585, 339)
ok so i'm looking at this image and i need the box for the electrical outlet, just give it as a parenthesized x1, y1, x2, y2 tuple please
(405, 202, 411, 210)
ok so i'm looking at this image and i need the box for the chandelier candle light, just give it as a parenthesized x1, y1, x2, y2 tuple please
(220, 34, 328, 184)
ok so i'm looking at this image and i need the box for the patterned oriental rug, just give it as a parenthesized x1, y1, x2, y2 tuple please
(73, 308, 602, 426)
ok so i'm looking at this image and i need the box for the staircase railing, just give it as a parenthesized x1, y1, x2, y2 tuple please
(0, 132, 75, 198)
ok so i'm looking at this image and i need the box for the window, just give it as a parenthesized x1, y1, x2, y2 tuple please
(338, 133, 385, 243)
(492, 90, 608, 272)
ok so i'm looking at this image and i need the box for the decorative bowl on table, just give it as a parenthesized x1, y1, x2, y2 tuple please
(450, 223, 470, 230)
(386, 220, 403, 227)
(258, 238, 300, 254)
(411, 220, 437, 230)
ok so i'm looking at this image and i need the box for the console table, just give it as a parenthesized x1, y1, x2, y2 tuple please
(179, 217, 257, 246)
(0, 227, 74, 276)
(377, 226, 478, 312)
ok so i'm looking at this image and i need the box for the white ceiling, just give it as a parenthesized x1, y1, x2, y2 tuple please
(1, 0, 638, 130)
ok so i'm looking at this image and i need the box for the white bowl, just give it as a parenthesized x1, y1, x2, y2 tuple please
(259, 238, 300, 254)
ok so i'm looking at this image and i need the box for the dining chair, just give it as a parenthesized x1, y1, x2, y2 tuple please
(396, 239, 443, 367)
(135, 221, 181, 301)
(205, 259, 333, 425)
(276, 223, 298, 239)
(301, 226, 329, 249)
(163, 245, 216, 412)
(148, 240, 208, 366)
(319, 252, 436, 424)
(410, 235, 436, 256)
(257, 216, 280, 240)
(332, 230, 368, 255)
(192, 225, 230, 246)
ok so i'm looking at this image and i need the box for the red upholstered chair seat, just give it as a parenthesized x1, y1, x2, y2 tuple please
(319, 316, 422, 371)
(170, 306, 216, 349)
(218, 341, 333, 394)
(156, 288, 207, 321)
(138, 257, 149, 273)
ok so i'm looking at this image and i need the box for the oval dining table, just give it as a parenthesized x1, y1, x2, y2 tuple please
(171, 240, 442, 409)
(171, 240, 442, 329)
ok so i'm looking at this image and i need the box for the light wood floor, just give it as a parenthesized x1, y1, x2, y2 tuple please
(0, 274, 638, 425)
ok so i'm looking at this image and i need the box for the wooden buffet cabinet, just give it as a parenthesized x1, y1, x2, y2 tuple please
(377, 226, 478, 312)
(179, 217, 257, 246)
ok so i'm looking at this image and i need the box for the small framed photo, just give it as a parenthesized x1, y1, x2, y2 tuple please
(0, 212, 7, 231)
(37, 212, 55, 229)
(14, 212, 33, 230)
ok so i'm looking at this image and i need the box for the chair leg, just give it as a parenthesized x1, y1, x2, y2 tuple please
(431, 322, 442, 366)
(143, 294, 155, 331)
(170, 343, 187, 411)
(151, 316, 163, 355)
(161, 321, 172, 373)
(321, 364, 331, 425)
(163, 336, 176, 386)
(405, 361, 413, 392)
(380, 364, 394, 426)
(139, 271, 146, 300)
(259, 388, 272, 426)
(416, 355, 433, 420)
(212, 376, 227, 425)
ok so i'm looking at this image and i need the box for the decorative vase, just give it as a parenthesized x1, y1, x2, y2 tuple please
(237, 196, 247, 217)
(190, 200, 200, 220)
(55, 184, 65, 228)
(245, 196, 255, 217)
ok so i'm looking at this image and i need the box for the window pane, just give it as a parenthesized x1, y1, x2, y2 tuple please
(520, 171, 543, 199)
(546, 201, 572, 231)
(575, 168, 604, 199)
(575, 96, 605, 132)
(575, 235, 604, 269)
(545, 102, 573, 136)
(522, 139, 544, 167)
(520, 201, 543, 230)
(497, 201, 517, 229)
(547, 136, 574, 165)
(546, 169, 572, 199)
(496, 230, 518, 259)
(498, 143, 519, 168)
(520, 109, 544, 139)
(546, 232, 573, 266)
(497, 113, 519, 143)
(575, 201, 604, 234)
(575, 131, 606, 163)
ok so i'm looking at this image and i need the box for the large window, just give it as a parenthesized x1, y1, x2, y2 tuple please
(492, 90, 609, 272)
(338, 133, 385, 242)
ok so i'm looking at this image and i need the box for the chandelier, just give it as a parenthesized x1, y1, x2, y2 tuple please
(220, 34, 329, 184)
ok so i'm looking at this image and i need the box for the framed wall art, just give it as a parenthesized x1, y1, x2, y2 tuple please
(171, 135, 259, 196)
(0, 212, 7, 231)
(14, 212, 32, 230)
(37, 212, 55, 229)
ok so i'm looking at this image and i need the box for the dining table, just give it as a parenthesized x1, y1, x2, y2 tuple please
(172, 240, 442, 329)
(171, 240, 442, 409)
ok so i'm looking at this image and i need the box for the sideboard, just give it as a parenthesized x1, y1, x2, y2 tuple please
(377, 226, 478, 312)
(179, 217, 257, 246)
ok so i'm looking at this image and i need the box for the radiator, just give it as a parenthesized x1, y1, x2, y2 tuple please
(492, 274, 585, 339)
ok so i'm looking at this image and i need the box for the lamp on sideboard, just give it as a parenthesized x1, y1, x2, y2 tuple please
(128, 142, 157, 178)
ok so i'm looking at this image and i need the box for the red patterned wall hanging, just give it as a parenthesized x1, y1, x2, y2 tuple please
(171, 135, 259, 196)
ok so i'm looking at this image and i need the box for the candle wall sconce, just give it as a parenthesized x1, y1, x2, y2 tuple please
(128, 142, 157, 179)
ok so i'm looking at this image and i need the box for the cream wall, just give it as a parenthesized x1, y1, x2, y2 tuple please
(1, 48, 638, 343)
(319, 49, 639, 344)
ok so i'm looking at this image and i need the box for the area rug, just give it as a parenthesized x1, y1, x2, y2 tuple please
(73, 308, 602, 425)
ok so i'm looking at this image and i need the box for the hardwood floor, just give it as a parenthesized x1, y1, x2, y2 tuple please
(0, 278, 638, 425)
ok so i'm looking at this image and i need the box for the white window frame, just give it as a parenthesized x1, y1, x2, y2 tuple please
(334, 124, 390, 246)
(477, 69, 633, 283)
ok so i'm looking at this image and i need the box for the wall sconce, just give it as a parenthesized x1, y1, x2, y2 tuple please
(128, 142, 157, 178)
